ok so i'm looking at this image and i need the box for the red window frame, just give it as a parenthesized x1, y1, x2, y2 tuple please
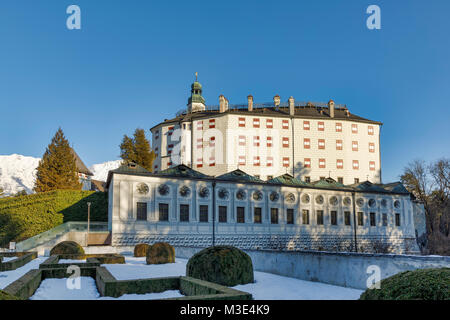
(238, 136, 246, 146)
(266, 119, 273, 129)
(253, 156, 261, 166)
(253, 118, 260, 128)
(210, 137, 215, 147)
(369, 161, 376, 171)
(352, 124, 358, 133)
(282, 120, 289, 129)
(319, 158, 326, 169)
(369, 142, 375, 153)
(336, 139, 343, 150)
(352, 141, 358, 152)
(197, 121, 203, 130)
(238, 155, 246, 166)
(209, 156, 216, 167)
(337, 159, 344, 169)
(304, 158, 311, 168)
(209, 119, 215, 129)
(318, 139, 325, 150)
(267, 136, 273, 147)
(168, 126, 174, 136)
(304, 138, 310, 149)
(267, 156, 273, 167)
(368, 125, 374, 135)
(282, 137, 289, 148)
(318, 121, 325, 131)
(253, 136, 260, 147)
(353, 160, 359, 170)
(336, 122, 342, 132)
(282, 157, 290, 167)
(303, 121, 310, 130)
(238, 117, 246, 127)
(197, 138, 203, 149)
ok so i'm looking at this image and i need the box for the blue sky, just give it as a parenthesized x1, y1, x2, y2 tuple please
(0, 0, 449, 182)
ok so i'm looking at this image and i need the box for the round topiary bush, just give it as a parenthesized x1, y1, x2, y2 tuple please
(134, 243, 150, 257)
(186, 245, 254, 286)
(146, 242, 175, 265)
(360, 268, 450, 300)
(50, 241, 85, 256)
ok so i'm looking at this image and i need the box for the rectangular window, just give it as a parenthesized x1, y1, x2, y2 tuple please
(354, 178, 360, 184)
(197, 121, 203, 130)
(238, 117, 246, 127)
(254, 207, 262, 224)
(287, 209, 294, 224)
(395, 213, 401, 226)
(369, 161, 376, 171)
(219, 206, 227, 223)
(317, 210, 324, 225)
(304, 176, 311, 183)
(352, 141, 358, 151)
(336, 122, 342, 132)
(271, 208, 279, 224)
(238, 135, 246, 146)
(344, 211, 351, 226)
(238, 155, 246, 166)
(199, 205, 208, 222)
(266, 119, 273, 128)
(282, 137, 289, 148)
(237, 207, 245, 223)
(358, 212, 364, 226)
(382, 213, 388, 226)
(253, 156, 260, 166)
(267, 136, 273, 147)
(180, 204, 189, 222)
(352, 123, 358, 133)
(337, 159, 344, 169)
(266, 156, 273, 167)
(197, 138, 203, 149)
(209, 119, 215, 129)
(369, 142, 375, 153)
(159, 203, 169, 221)
(304, 158, 311, 168)
(319, 158, 326, 168)
(136, 202, 147, 221)
(318, 139, 325, 149)
(331, 211, 337, 225)
(196, 158, 203, 168)
(168, 126, 175, 136)
(253, 118, 260, 128)
(336, 139, 343, 150)
(282, 120, 289, 129)
(167, 144, 174, 155)
(209, 136, 215, 147)
(267, 175, 273, 180)
(283, 157, 290, 167)
(304, 138, 311, 149)
(209, 156, 215, 167)
(302, 209, 310, 224)
(370, 212, 376, 227)
(155, 130, 159, 139)
(338, 177, 344, 184)
(253, 136, 260, 147)
(318, 121, 325, 131)
(353, 160, 359, 170)
(303, 121, 310, 130)
(368, 125, 374, 135)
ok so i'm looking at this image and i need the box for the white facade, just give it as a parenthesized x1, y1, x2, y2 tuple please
(107, 166, 418, 254)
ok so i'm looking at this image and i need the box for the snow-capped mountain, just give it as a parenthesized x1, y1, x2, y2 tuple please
(0, 154, 121, 197)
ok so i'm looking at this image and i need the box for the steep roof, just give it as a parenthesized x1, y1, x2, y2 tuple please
(310, 177, 351, 190)
(267, 174, 307, 186)
(378, 182, 410, 194)
(158, 164, 211, 179)
(70, 148, 93, 176)
(109, 162, 150, 175)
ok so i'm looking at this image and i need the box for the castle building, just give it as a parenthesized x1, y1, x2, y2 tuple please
(151, 77, 382, 185)
(105, 77, 422, 254)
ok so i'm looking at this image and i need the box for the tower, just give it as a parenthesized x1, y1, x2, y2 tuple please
(187, 72, 206, 113)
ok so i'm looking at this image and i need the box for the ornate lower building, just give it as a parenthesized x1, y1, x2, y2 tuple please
(106, 163, 420, 254)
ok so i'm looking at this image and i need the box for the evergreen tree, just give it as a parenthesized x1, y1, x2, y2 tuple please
(34, 128, 82, 192)
(119, 128, 155, 172)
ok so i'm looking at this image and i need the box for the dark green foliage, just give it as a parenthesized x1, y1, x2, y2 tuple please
(120, 128, 155, 172)
(14, 190, 28, 197)
(34, 128, 82, 192)
(146, 242, 175, 264)
(360, 268, 450, 300)
(0, 190, 107, 246)
(186, 246, 254, 287)
(134, 243, 150, 257)
(0, 290, 21, 300)
(50, 241, 85, 255)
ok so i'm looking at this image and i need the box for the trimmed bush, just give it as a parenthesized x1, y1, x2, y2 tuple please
(186, 246, 254, 287)
(134, 243, 150, 257)
(0, 190, 107, 247)
(146, 242, 175, 265)
(360, 268, 450, 300)
(50, 241, 85, 256)
(0, 290, 21, 300)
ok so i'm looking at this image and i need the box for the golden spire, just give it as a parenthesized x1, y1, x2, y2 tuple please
(195, 72, 198, 81)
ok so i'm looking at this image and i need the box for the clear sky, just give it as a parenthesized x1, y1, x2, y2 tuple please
(0, 0, 449, 183)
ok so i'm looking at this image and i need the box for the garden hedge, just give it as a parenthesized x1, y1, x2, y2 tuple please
(134, 243, 150, 257)
(146, 242, 175, 264)
(0, 190, 107, 247)
(50, 241, 85, 256)
(360, 268, 450, 300)
(186, 245, 254, 287)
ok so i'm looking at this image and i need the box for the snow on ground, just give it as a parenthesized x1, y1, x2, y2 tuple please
(0, 256, 46, 289)
(58, 259, 86, 264)
(89, 160, 122, 182)
(1, 257, 18, 263)
(103, 256, 187, 280)
(30, 277, 184, 300)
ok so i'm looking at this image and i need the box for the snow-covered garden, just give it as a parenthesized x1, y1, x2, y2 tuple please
(1, 255, 363, 300)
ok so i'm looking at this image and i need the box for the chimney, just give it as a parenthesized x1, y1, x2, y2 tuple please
(219, 95, 228, 113)
(288, 96, 295, 116)
(247, 95, 253, 112)
(328, 99, 335, 118)
(273, 95, 281, 107)
(345, 108, 350, 117)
